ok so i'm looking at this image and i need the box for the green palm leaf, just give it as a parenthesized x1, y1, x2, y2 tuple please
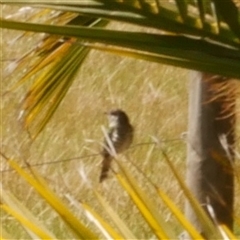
(1, 0, 240, 137)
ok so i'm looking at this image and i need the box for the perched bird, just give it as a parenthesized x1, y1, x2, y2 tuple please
(99, 109, 134, 182)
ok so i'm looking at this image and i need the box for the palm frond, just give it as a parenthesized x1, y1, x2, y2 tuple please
(1, 0, 240, 137)
(2, 152, 239, 239)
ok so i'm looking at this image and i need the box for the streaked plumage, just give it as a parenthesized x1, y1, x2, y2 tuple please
(99, 109, 133, 182)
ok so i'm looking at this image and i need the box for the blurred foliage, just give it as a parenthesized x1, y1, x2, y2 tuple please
(1, 152, 239, 239)
(1, 0, 240, 137)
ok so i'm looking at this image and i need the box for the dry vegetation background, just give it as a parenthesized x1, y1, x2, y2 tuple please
(1, 5, 240, 239)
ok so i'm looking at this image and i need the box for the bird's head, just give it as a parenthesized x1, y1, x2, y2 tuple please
(105, 109, 130, 128)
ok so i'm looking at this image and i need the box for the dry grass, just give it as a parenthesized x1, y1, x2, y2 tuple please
(1, 5, 240, 239)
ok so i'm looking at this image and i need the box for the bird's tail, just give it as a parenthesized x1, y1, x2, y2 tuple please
(99, 153, 112, 183)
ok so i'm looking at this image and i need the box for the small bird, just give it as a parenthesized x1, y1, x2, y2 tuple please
(99, 109, 134, 182)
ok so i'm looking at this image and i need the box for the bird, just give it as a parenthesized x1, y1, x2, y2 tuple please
(99, 109, 134, 183)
